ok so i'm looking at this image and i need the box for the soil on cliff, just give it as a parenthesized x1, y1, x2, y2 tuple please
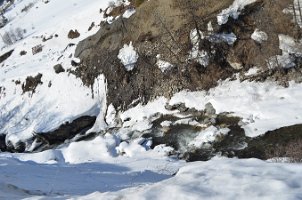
(74, 0, 301, 110)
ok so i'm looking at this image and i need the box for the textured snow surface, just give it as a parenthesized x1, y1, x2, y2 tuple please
(118, 42, 139, 71)
(189, 29, 209, 67)
(2, 149, 302, 200)
(0, 134, 183, 199)
(189, 126, 230, 148)
(117, 78, 302, 138)
(0, 0, 113, 146)
(156, 55, 174, 72)
(170, 79, 302, 137)
(60, 158, 302, 199)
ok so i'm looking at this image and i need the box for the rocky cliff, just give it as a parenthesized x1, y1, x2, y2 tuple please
(75, 0, 302, 110)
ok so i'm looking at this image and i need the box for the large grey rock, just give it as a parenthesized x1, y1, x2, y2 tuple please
(53, 64, 65, 74)
(205, 102, 216, 115)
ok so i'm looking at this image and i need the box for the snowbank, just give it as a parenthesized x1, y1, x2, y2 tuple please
(77, 157, 302, 200)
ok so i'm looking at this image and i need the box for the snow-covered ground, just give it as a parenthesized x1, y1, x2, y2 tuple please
(0, 0, 112, 147)
(120, 79, 302, 138)
(1, 152, 302, 200)
(1, 0, 302, 199)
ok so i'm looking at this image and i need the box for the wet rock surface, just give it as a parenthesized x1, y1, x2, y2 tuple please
(0, 50, 14, 64)
(31, 116, 96, 152)
(0, 134, 6, 152)
(1, 116, 96, 153)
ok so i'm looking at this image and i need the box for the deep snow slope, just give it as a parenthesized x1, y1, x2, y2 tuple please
(0, 0, 111, 149)
(1, 137, 302, 200)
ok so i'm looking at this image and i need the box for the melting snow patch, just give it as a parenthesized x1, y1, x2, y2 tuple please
(268, 34, 302, 69)
(208, 32, 237, 45)
(123, 9, 136, 18)
(188, 29, 209, 67)
(156, 55, 174, 72)
(169, 79, 302, 137)
(251, 29, 268, 43)
(245, 67, 259, 76)
(189, 29, 209, 67)
(217, 0, 257, 25)
(118, 42, 139, 71)
(189, 126, 230, 148)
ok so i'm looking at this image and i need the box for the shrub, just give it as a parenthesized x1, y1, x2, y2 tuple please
(1, 28, 25, 46)
(266, 139, 302, 163)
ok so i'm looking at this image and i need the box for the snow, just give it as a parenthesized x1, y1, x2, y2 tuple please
(0, 155, 176, 199)
(0, 0, 114, 147)
(105, 103, 118, 128)
(2, 140, 302, 199)
(74, 158, 302, 200)
(210, 32, 237, 45)
(217, 0, 257, 25)
(189, 29, 209, 67)
(123, 8, 136, 18)
(117, 42, 139, 71)
(170, 79, 302, 137)
(251, 29, 268, 43)
(0, 133, 183, 199)
(120, 97, 175, 132)
(1, 1, 302, 199)
(189, 126, 230, 148)
(86, 75, 108, 133)
(244, 67, 259, 76)
(156, 55, 174, 72)
(268, 34, 302, 69)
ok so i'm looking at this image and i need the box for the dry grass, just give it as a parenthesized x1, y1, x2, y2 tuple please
(266, 139, 302, 163)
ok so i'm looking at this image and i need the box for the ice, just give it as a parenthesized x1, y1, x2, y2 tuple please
(188, 29, 209, 67)
(123, 8, 136, 18)
(217, 0, 257, 25)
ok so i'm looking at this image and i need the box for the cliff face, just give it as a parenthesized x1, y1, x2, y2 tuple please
(75, 0, 301, 110)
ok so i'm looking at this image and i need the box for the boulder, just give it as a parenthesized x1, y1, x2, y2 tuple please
(53, 64, 65, 74)
(205, 102, 216, 115)
(68, 29, 80, 39)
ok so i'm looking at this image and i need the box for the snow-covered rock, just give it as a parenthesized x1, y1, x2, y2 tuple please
(251, 29, 268, 43)
(118, 42, 139, 71)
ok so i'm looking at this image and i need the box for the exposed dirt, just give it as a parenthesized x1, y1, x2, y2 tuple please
(21, 73, 43, 95)
(74, 0, 299, 111)
(238, 124, 302, 160)
(68, 29, 80, 39)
